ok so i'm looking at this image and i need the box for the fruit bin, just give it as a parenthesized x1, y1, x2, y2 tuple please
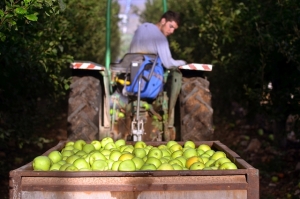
(9, 140, 259, 199)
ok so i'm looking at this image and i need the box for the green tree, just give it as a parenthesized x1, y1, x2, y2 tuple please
(60, 0, 120, 64)
(140, 0, 300, 143)
(0, 0, 121, 147)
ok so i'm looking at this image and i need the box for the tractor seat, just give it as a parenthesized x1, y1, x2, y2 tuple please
(111, 53, 157, 73)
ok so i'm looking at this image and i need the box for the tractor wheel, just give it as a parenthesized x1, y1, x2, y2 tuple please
(67, 76, 102, 141)
(179, 77, 213, 141)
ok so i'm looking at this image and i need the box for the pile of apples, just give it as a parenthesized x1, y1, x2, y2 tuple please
(32, 137, 238, 171)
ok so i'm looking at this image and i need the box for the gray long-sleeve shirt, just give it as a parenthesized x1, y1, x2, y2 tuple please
(129, 23, 186, 69)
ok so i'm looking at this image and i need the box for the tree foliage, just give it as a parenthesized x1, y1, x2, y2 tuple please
(0, 0, 120, 147)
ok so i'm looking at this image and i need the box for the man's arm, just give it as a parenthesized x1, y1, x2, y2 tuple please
(156, 37, 186, 69)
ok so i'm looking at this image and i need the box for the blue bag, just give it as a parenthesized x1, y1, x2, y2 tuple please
(126, 55, 164, 99)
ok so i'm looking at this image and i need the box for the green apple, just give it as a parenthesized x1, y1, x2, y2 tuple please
(204, 149, 215, 156)
(111, 160, 122, 171)
(73, 158, 90, 170)
(143, 103, 150, 110)
(157, 163, 174, 170)
(200, 153, 210, 159)
(166, 140, 178, 148)
(59, 163, 72, 171)
(201, 157, 209, 164)
(175, 156, 187, 168)
(48, 150, 63, 164)
(115, 139, 126, 148)
(169, 144, 183, 153)
(82, 154, 90, 164)
(205, 159, 216, 167)
(62, 145, 75, 152)
(160, 157, 169, 164)
(186, 156, 204, 169)
(271, 176, 279, 183)
(145, 145, 153, 151)
(183, 148, 198, 159)
(162, 156, 171, 161)
(143, 156, 148, 162)
(90, 140, 102, 150)
(100, 149, 111, 158)
(110, 148, 119, 152)
(171, 150, 183, 159)
(132, 148, 146, 159)
(143, 147, 150, 155)
(120, 145, 130, 152)
(106, 159, 115, 170)
(196, 149, 205, 156)
(140, 164, 157, 171)
(210, 151, 226, 160)
(82, 143, 96, 154)
(158, 144, 167, 149)
(145, 157, 161, 168)
(148, 147, 163, 159)
(75, 150, 87, 157)
(258, 128, 264, 136)
(89, 151, 107, 165)
(101, 137, 114, 148)
(214, 157, 232, 167)
(118, 153, 134, 161)
(197, 144, 211, 152)
(184, 141, 196, 149)
(109, 150, 122, 161)
(73, 139, 87, 150)
(189, 162, 205, 170)
(104, 142, 116, 150)
(65, 165, 79, 171)
(65, 141, 75, 147)
(123, 146, 134, 153)
(118, 159, 136, 171)
(219, 162, 237, 170)
(168, 159, 183, 167)
(92, 160, 109, 171)
(57, 160, 67, 166)
(32, 156, 52, 171)
(61, 150, 74, 157)
(73, 148, 79, 153)
(49, 163, 62, 171)
(134, 141, 147, 148)
(161, 149, 171, 157)
(132, 157, 144, 170)
(66, 155, 80, 164)
(172, 164, 183, 170)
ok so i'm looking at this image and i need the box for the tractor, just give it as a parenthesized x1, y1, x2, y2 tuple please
(66, 0, 213, 142)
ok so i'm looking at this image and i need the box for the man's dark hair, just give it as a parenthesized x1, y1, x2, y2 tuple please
(160, 10, 181, 26)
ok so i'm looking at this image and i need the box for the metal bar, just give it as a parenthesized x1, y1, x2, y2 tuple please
(105, 0, 112, 93)
(163, 0, 168, 12)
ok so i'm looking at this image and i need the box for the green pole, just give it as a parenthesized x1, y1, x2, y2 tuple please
(163, 0, 167, 12)
(105, 1, 111, 75)
(106, 0, 112, 92)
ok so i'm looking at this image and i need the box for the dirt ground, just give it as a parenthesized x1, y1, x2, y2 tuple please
(2, 112, 300, 199)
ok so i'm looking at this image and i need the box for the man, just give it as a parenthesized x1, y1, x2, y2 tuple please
(129, 10, 186, 69)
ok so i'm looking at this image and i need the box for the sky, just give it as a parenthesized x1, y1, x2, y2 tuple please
(117, 0, 146, 34)
(118, 0, 146, 13)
